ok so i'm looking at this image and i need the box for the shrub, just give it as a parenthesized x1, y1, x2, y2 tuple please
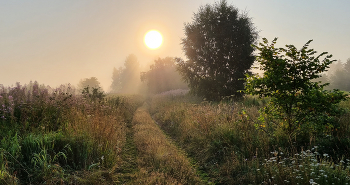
(245, 38, 348, 138)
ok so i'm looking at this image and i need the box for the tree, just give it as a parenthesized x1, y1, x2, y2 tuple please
(110, 67, 123, 93)
(141, 57, 187, 94)
(328, 58, 350, 91)
(345, 58, 350, 72)
(81, 85, 105, 102)
(177, 0, 258, 100)
(245, 38, 347, 137)
(327, 60, 344, 77)
(110, 54, 141, 94)
(78, 77, 101, 91)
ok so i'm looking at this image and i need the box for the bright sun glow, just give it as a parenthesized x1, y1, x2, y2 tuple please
(144, 30, 163, 49)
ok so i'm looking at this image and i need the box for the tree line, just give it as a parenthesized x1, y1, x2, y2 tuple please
(317, 58, 350, 91)
(78, 0, 348, 101)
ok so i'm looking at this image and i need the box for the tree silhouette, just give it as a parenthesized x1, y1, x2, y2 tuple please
(345, 58, 350, 73)
(110, 54, 141, 94)
(78, 77, 101, 91)
(329, 58, 350, 91)
(141, 57, 187, 94)
(110, 67, 123, 93)
(177, 0, 258, 100)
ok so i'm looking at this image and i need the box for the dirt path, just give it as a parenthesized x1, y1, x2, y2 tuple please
(113, 116, 139, 184)
(116, 103, 205, 184)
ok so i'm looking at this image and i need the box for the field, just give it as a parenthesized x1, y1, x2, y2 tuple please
(1, 84, 350, 184)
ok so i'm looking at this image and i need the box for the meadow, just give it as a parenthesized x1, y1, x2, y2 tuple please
(149, 90, 350, 184)
(1, 83, 350, 184)
(0, 82, 143, 184)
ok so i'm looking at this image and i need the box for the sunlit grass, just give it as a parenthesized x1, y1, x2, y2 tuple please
(132, 104, 202, 184)
(1, 81, 349, 184)
(0, 81, 144, 184)
(150, 92, 350, 184)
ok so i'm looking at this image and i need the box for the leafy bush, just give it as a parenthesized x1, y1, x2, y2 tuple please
(81, 86, 105, 102)
(245, 38, 348, 137)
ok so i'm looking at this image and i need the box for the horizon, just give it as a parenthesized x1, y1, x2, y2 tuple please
(1, 0, 349, 91)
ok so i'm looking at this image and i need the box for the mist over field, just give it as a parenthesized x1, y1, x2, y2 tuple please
(1, 1, 349, 92)
(1, 1, 350, 184)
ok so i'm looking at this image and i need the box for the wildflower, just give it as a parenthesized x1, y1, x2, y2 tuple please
(323, 153, 328, 157)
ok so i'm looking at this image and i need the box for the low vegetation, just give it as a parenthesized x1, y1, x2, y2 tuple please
(131, 104, 202, 184)
(0, 82, 143, 184)
(150, 92, 350, 184)
(1, 83, 349, 184)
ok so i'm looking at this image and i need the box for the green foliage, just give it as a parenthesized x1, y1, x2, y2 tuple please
(81, 86, 106, 102)
(0, 149, 19, 184)
(177, 0, 258, 101)
(0, 82, 144, 184)
(140, 57, 187, 94)
(245, 38, 348, 136)
(30, 144, 67, 183)
(150, 93, 350, 184)
(0, 82, 76, 133)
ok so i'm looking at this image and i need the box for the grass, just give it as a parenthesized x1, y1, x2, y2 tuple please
(1, 81, 349, 184)
(0, 82, 144, 184)
(150, 92, 350, 184)
(131, 103, 203, 184)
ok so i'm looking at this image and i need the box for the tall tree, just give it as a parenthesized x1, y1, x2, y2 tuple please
(329, 58, 350, 91)
(78, 77, 101, 91)
(110, 67, 123, 93)
(110, 54, 141, 94)
(177, 0, 258, 100)
(141, 57, 187, 94)
(344, 58, 350, 73)
(327, 60, 343, 77)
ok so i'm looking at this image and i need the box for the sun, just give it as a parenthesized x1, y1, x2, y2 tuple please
(144, 30, 163, 49)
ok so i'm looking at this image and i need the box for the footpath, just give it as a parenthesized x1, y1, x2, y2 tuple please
(114, 103, 204, 184)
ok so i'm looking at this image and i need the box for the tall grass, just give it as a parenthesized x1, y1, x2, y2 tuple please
(0, 81, 144, 184)
(150, 92, 350, 184)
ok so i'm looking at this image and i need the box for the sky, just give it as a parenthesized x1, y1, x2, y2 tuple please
(1, 0, 349, 91)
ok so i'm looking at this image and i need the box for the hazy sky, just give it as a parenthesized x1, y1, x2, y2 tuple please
(1, 0, 349, 91)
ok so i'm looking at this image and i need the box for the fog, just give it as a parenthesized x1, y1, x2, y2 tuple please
(1, 1, 349, 92)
